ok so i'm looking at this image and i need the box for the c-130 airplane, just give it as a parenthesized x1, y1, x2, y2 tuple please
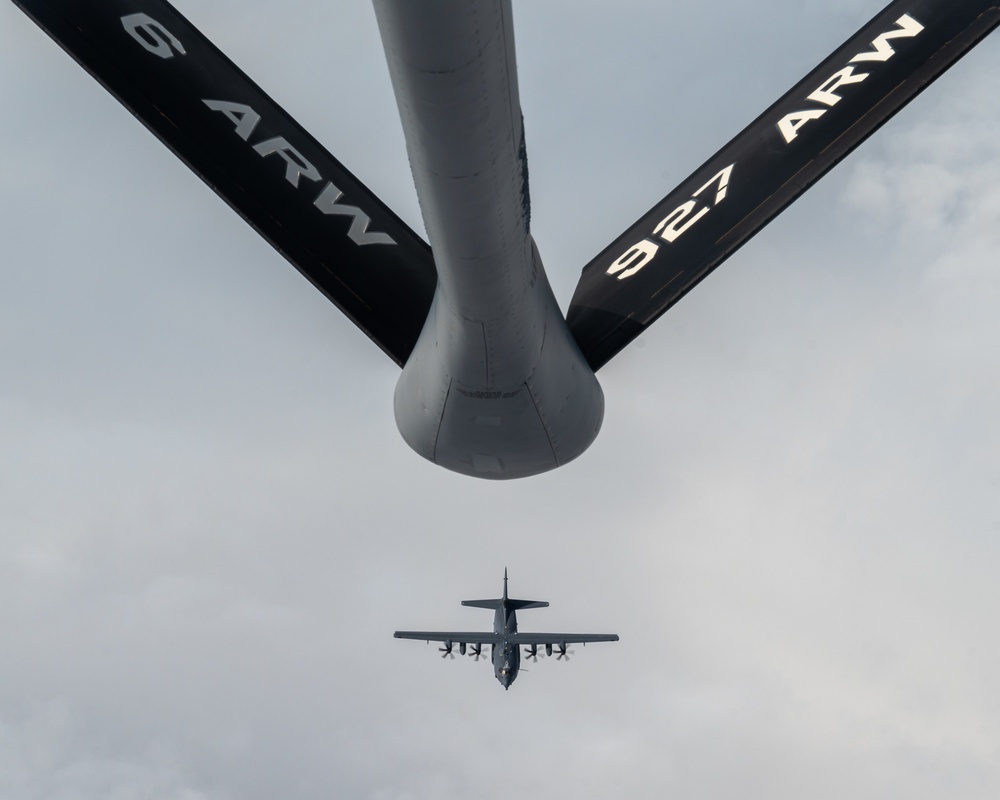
(395, 571, 619, 690)
(12, 0, 1000, 479)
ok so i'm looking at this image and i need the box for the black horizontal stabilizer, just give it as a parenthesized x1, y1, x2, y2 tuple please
(459, 598, 547, 611)
(14, 0, 436, 366)
(462, 599, 503, 610)
(507, 599, 549, 611)
(567, 0, 1000, 370)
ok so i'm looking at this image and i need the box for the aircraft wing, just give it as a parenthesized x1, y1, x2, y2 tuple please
(567, 0, 1000, 370)
(509, 633, 619, 645)
(14, 0, 437, 366)
(393, 631, 500, 644)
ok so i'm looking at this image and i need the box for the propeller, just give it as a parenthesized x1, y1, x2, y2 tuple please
(555, 644, 574, 661)
(524, 644, 539, 662)
(439, 642, 455, 660)
(468, 643, 484, 661)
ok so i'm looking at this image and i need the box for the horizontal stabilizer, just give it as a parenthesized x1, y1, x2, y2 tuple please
(461, 597, 546, 610)
(461, 599, 503, 610)
(14, 0, 437, 366)
(507, 599, 549, 611)
(567, 0, 1000, 370)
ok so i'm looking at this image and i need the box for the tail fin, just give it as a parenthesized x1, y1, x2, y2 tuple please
(504, 569, 548, 610)
(461, 569, 548, 610)
(507, 599, 549, 611)
(567, 1, 1000, 370)
(461, 568, 508, 609)
(14, 0, 436, 366)
(461, 599, 502, 610)
(463, 598, 548, 610)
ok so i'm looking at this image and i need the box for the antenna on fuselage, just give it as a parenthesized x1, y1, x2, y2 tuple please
(503, 567, 508, 602)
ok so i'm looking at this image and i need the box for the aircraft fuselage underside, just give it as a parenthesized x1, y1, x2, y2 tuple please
(374, 0, 605, 479)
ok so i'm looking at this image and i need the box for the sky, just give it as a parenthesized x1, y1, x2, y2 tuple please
(2, 1, 999, 798)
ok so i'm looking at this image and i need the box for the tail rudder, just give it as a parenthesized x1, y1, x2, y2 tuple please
(462, 568, 510, 609)
(462, 570, 548, 610)
(503, 570, 548, 610)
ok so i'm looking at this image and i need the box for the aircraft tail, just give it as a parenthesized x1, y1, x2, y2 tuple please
(461, 599, 503, 610)
(14, 0, 437, 367)
(566, 0, 1000, 370)
(461, 597, 548, 610)
(507, 599, 549, 611)
(461, 569, 548, 610)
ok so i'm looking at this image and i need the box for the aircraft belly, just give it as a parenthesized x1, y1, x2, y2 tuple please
(374, 0, 533, 327)
(394, 283, 604, 479)
(434, 384, 554, 477)
(378, 0, 604, 478)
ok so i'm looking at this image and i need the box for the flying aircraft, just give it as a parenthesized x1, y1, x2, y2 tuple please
(12, 0, 1000, 479)
(394, 571, 619, 690)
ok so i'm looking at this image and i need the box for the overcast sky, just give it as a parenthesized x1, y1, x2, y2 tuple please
(2, 1, 999, 798)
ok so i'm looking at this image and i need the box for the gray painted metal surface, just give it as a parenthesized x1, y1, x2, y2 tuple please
(374, 0, 605, 479)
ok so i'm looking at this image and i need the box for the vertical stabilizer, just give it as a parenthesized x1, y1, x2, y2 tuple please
(503, 570, 549, 610)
